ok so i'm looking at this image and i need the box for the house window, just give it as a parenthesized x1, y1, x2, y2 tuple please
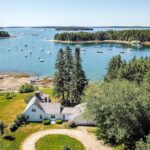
(27, 115, 29, 119)
(40, 115, 42, 119)
(51, 115, 55, 119)
(32, 109, 36, 112)
(63, 115, 65, 120)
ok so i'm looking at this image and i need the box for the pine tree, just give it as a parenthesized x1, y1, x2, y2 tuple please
(105, 55, 123, 81)
(64, 46, 73, 100)
(70, 48, 88, 105)
(54, 49, 65, 99)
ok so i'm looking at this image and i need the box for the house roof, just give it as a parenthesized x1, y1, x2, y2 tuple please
(62, 107, 75, 114)
(39, 103, 61, 114)
(23, 91, 85, 116)
(24, 92, 61, 114)
(23, 96, 37, 113)
(70, 103, 87, 120)
(41, 94, 49, 99)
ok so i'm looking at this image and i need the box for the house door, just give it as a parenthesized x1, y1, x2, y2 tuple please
(63, 115, 65, 120)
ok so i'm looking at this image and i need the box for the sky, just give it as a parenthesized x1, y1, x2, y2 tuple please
(0, 0, 150, 26)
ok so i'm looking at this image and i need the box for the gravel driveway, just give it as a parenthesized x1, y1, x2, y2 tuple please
(21, 128, 112, 150)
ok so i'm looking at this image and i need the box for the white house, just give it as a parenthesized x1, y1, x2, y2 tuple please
(23, 91, 95, 125)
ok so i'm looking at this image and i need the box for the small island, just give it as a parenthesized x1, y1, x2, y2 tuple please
(52, 30, 150, 46)
(0, 30, 10, 38)
(55, 26, 93, 31)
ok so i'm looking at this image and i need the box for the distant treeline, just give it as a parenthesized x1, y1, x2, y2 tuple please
(55, 26, 93, 31)
(0, 31, 10, 37)
(54, 30, 150, 42)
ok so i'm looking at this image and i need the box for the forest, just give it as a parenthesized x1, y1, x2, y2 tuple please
(0, 31, 10, 37)
(83, 56, 150, 150)
(55, 26, 93, 31)
(54, 30, 150, 42)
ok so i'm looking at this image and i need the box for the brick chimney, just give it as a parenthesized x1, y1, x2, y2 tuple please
(35, 91, 41, 98)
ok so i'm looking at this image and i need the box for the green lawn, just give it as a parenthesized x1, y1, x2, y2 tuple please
(36, 134, 85, 150)
(0, 88, 64, 150)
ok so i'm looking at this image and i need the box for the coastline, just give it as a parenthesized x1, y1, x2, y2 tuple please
(49, 39, 150, 46)
(0, 36, 16, 39)
(0, 72, 53, 92)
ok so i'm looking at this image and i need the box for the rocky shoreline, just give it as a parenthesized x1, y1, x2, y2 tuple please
(49, 39, 150, 46)
(0, 72, 53, 92)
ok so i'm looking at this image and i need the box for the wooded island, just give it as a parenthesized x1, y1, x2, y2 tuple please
(55, 26, 93, 31)
(54, 30, 150, 45)
(0, 31, 10, 37)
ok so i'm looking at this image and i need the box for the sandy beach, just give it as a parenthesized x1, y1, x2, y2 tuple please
(0, 73, 53, 92)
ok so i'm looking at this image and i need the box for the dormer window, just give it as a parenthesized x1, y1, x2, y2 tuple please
(32, 109, 36, 112)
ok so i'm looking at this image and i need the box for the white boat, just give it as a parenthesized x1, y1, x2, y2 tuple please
(39, 59, 44, 62)
(32, 33, 38, 36)
(80, 49, 86, 51)
(127, 48, 131, 53)
(120, 51, 125, 54)
(97, 51, 103, 53)
(25, 55, 28, 58)
(29, 51, 32, 54)
(47, 51, 51, 54)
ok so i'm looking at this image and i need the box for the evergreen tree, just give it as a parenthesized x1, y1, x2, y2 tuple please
(54, 49, 65, 99)
(64, 46, 73, 100)
(70, 48, 88, 105)
(105, 55, 122, 81)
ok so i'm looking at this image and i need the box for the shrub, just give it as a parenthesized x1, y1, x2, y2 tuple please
(0, 121, 6, 135)
(9, 123, 18, 132)
(3, 92, 16, 100)
(135, 134, 150, 150)
(24, 95, 33, 104)
(42, 119, 51, 125)
(3, 135, 15, 141)
(63, 145, 71, 150)
(113, 145, 124, 150)
(19, 83, 35, 93)
(68, 121, 76, 128)
(14, 114, 27, 126)
(55, 119, 63, 124)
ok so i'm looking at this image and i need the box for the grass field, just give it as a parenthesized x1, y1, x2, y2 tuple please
(0, 87, 64, 150)
(36, 134, 85, 150)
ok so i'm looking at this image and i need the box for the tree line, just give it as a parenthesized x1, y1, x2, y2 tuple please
(105, 55, 150, 84)
(83, 56, 150, 150)
(0, 31, 10, 37)
(54, 30, 150, 42)
(55, 26, 93, 31)
(54, 46, 88, 106)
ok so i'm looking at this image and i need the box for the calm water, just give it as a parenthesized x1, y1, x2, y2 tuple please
(0, 27, 150, 81)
